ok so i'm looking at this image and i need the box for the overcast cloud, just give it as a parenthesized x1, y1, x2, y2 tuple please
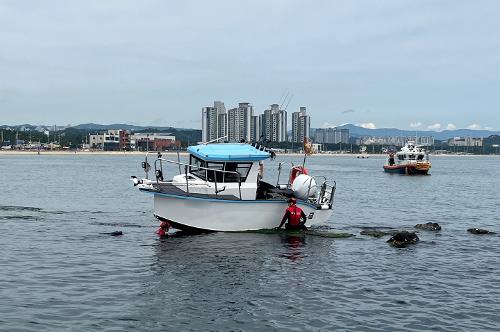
(1, 0, 499, 129)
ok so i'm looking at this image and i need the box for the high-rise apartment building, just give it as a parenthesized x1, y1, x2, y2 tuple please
(315, 127, 349, 144)
(227, 103, 253, 142)
(250, 115, 261, 142)
(262, 104, 287, 142)
(292, 106, 310, 143)
(202, 101, 226, 143)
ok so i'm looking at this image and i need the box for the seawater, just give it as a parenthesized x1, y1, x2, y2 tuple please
(0, 154, 499, 331)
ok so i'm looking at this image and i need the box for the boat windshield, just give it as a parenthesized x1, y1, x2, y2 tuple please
(189, 155, 252, 183)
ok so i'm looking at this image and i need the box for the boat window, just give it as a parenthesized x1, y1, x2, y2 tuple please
(408, 154, 415, 160)
(189, 155, 207, 180)
(224, 162, 252, 183)
(206, 162, 224, 182)
(398, 155, 405, 161)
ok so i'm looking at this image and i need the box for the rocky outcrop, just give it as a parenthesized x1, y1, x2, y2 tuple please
(467, 228, 496, 235)
(415, 222, 441, 231)
(387, 231, 419, 248)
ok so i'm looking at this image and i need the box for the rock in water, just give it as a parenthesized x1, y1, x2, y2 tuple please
(415, 222, 441, 231)
(387, 231, 419, 248)
(467, 228, 496, 235)
(109, 231, 123, 236)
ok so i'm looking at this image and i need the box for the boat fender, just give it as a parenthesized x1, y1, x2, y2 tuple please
(131, 176, 142, 186)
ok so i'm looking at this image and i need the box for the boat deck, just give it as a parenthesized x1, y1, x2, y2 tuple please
(149, 182, 241, 200)
(143, 181, 294, 202)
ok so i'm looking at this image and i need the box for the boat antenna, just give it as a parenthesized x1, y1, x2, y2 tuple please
(279, 91, 291, 110)
(278, 89, 288, 107)
(283, 94, 294, 110)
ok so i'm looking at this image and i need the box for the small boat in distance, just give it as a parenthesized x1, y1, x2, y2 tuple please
(131, 142, 336, 231)
(356, 145, 369, 158)
(383, 141, 431, 175)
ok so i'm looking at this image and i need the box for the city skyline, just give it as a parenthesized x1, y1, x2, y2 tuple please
(202, 101, 306, 143)
(1, 2, 500, 130)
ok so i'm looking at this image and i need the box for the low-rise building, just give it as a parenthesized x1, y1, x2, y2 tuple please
(89, 129, 130, 151)
(130, 133, 180, 151)
(448, 137, 483, 147)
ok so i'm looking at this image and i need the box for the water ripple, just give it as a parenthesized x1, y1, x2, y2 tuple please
(0, 155, 499, 331)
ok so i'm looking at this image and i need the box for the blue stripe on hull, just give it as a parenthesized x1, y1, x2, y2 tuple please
(383, 166, 429, 175)
(383, 167, 406, 174)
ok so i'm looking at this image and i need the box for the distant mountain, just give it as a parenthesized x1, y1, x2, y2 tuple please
(317, 124, 500, 140)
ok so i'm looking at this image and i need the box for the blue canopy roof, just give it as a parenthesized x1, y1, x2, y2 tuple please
(187, 143, 271, 162)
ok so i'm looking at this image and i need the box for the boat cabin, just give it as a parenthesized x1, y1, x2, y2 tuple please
(393, 141, 428, 164)
(170, 143, 272, 200)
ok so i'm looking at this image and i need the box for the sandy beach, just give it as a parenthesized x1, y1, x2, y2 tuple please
(0, 150, 493, 157)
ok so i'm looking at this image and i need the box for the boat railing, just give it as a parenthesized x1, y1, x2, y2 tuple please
(141, 151, 156, 179)
(276, 161, 295, 187)
(306, 176, 336, 208)
(152, 157, 243, 200)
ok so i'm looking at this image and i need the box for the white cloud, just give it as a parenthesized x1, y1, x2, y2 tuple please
(322, 122, 351, 128)
(445, 123, 456, 130)
(468, 123, 481, 130)
(360, 122, 376, 129)
(410, 122, 422, 128)
(427, 123, 441, 130)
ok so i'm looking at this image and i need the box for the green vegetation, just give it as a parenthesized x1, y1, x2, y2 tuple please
(0, 127, 202, 148)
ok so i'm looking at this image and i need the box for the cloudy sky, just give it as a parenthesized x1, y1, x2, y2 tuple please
(1, 0, 499, 130)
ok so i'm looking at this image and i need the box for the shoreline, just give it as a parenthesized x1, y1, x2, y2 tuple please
(0, 150, 497, 157)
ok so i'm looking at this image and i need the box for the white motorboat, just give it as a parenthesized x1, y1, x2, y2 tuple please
(132, 142, 336, 231)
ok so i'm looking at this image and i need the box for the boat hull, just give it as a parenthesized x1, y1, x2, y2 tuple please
(383, 164, 430, 175)
(150, 192, 333, 231)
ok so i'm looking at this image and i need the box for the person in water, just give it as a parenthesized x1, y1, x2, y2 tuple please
(156, 221, 169, 237)
(276, 197, 307, 231)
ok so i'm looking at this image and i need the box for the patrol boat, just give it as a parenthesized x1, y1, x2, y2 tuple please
(383, 141, 431, 175)
(131, 142, 336, 231)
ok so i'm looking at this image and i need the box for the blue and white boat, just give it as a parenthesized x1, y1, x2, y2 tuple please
(132, 142, 336, 231)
